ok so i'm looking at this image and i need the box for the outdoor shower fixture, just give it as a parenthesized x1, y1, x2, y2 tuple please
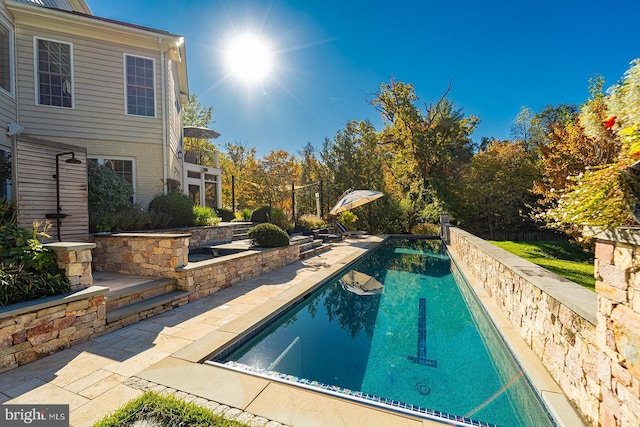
(47, 151, 82, 241)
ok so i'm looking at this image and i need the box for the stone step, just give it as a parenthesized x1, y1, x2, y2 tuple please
(299, 243, 331, 259)
(106, 278, 177, 312)
(106, 290, 190, 324)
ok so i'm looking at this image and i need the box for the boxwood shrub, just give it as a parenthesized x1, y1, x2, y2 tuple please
(247, 223, 290, 247)
(148, 193, 195, 228)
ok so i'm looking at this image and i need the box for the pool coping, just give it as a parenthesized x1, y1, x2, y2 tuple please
(135, 237, 587, 427)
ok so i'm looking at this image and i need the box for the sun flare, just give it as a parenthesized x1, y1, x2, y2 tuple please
(224, 34, 274, 84)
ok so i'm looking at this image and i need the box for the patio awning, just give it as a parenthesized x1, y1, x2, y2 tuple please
(183, 126, 220, 139)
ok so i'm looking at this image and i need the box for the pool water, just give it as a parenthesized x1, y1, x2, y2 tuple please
(210, 238, 555, 427)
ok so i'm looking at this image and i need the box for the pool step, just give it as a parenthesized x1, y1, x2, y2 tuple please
(105, 278, 189, 326)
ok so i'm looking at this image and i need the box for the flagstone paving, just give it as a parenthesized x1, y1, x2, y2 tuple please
(0, 237, 394, 427)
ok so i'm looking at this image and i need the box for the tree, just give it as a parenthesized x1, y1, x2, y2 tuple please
(219, 141, 258, 210)
(545, 60, 640, 230)
(451, 140, 540, 238)
(371, 80, 477, 228)
(510, 106, 545, 151)
(249, 150, 300, 211)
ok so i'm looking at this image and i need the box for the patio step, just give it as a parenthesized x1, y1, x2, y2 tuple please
(106, 290, 189, 324)
(105, 277, 189, 325)
(232, 222, 254, 240)
(299, 238, 331, 259)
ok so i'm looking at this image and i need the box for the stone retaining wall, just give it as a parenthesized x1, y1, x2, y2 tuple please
(177, 245, 301, 300)
(446, 225, 640, 426)
(445, 226, 600, 424)
(46, 242, 96, 290)
(90, 232, 301, 301)
(0, 286, 108, 373)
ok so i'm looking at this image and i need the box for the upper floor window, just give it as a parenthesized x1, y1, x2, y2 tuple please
(36, 38, 73, 108)
(0, 22, 12, 95)
(125, 54, 155, 117)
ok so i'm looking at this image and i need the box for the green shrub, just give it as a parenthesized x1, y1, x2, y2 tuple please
(194, 206, 221, 226)
(250, 206, 272, 223)
(215, 207, 235, 222)
(298, 214, 326, 230)
(0, 222, 70, 306)
(88, 162, 134, 232)
(148, 193, 195, 228)
(247, 223, 290, 247)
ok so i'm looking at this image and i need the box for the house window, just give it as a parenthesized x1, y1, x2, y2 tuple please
(0, 22, 12, 94)
(90, 157, 136, 201)
(125, 55, 155, 117)
(36, 38, 73, 107)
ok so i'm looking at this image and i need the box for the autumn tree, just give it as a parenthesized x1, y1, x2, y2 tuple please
(321, 120, 389, 232)
(451, 140, 540, 238)
(297, 142, 331, 218)
(370, 80, 477, 229)
(219, 141, 258, 211)
(249, 150, 301, 211)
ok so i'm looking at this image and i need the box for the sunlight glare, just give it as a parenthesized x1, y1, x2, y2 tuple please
(224, 34, 273, 84)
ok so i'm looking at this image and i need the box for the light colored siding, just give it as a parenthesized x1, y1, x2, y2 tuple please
(0, 4, 16, 138)
(14, 24, 164, 143)
(166, 59, 183, 182)
(15, 136, 88, 242)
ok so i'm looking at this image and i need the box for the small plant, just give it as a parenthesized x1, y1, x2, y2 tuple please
(337, 210, 358, 229)
(194, 205, 221, 226)
(148, 193, 195, 228)
(0, 221, 70, 306)
(298, 214, 326, 230)
(247, 223, 290, 247)
(239, 208, 252, 221)
(92, 391, 246, 427)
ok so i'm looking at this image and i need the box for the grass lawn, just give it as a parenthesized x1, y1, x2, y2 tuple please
(93, 392, 247, 427)
(489, 240, 596, 291)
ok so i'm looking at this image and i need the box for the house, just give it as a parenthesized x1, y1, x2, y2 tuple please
(0, 0, 222, 242)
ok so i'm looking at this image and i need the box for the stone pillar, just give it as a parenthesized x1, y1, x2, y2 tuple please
(593, 227, 640, 426)
(45, 242, 96, 291)
(440, 214, 451, 243)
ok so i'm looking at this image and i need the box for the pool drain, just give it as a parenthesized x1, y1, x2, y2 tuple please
(415, 382, 431, 395)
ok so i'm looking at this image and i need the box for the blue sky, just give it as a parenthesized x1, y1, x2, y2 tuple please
(91, 0, 640, 157)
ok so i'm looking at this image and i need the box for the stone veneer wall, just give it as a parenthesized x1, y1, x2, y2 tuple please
(46, 242, 96, 290)
(91, 233, 301, 301)
(177, 244, 301, 300)
(0, 287, 108, 373)
(445, 226, 601, 425)
(592, 228, 640, 426)
(92, 233, 190, 275)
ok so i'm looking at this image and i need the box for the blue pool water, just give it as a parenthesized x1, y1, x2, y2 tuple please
(210, 238, 555, 427)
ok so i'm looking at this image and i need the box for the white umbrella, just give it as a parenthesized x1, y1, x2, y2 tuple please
(329, 189, 383, 215)
(339, 270, 384, 295)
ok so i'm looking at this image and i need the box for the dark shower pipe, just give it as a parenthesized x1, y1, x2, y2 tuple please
(52, 152, 81, 241)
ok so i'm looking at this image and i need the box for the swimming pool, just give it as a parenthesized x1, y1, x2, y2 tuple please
(208, 237, 555, 427)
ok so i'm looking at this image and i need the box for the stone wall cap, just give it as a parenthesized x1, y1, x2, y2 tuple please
(45, 242, 96, 251)
(587, 226, 640, 245)
(448, 227, 597, 325)
(0, 286, 109, 319)
(103, 233, 192, 238)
